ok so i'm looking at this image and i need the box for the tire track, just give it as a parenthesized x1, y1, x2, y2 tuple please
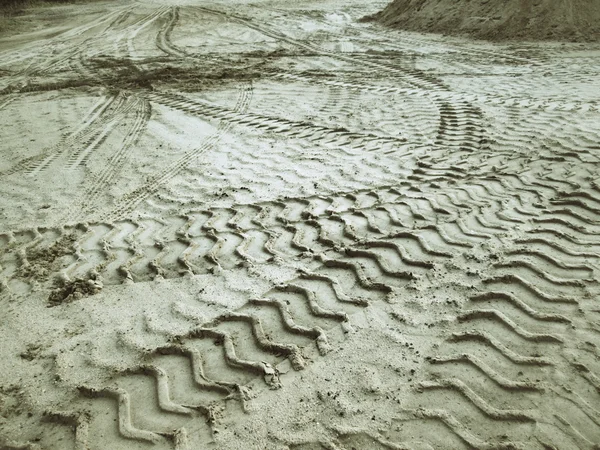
(48, 237, 443, 447)
(13, 171, 598, 448)
(251, 76, 438, 145)
(196, 6, 444, 92)
(0, 5, 135, 99)
(399, 200, 600, 449)
(276, 71, 600, 115)
(1, 180, 515, 298)
(123, 7, 170, 61)
(156, 6, 187, 58)
(272, 73, 486, 157)
(67, 96, 152, 222)
(0, 93, 133, 177)
(46, 172, 600, 449)
(3, 4, 600, 449)
(146, 89, 409, 145)
(265, 7, 537, 77)
(0, 7, 133, 72)
(97, 82, 254, 222)
(0, 95, 15, 112)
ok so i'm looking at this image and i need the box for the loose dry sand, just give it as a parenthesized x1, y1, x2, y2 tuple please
(369, 0, 600, 42)
(0, 0, 599, 449)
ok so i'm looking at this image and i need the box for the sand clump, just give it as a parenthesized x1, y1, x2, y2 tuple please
(368, 0, 600, 41)
(47, 271, 103, 306)
(20, 233, 76, 280)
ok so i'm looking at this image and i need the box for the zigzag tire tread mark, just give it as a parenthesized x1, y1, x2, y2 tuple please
(38, 172, 539, 448)
(53, 266, 377, 448)
(24, 175, 583, 448)
(13, 172, 599, 448)
(404, 208, 600, 449)
(156, 6, 188, 59)
(0, 180, 518, 298)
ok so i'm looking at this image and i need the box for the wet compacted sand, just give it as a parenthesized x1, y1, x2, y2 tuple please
(0, 0, 599, 449)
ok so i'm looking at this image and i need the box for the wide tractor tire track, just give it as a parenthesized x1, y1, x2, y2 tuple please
(2, 2, 600, 450)
(1, 174, 527, 297)
(37, 172, 600, 449)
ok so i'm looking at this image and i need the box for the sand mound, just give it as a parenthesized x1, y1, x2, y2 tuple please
(368, 0, 600, 41)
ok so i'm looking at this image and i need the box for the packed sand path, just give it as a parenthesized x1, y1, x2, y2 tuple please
(0, 0, 600, 449)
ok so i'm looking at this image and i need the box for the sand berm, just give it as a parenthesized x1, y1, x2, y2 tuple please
(366, 0, 600, 41)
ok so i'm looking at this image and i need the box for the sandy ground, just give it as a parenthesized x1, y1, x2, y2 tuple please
(0, 1, 599, 449)
(369, 0, 600, 42)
